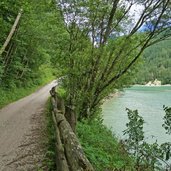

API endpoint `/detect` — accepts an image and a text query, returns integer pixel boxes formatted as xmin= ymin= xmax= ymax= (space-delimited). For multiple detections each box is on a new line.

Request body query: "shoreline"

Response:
xmin=103 ymin=91 xmax=123 ymax=103
xmin=103 ymin=84 xmax=171 ymax=103
xmin=132 ymin=84 xmax=171 ymax=87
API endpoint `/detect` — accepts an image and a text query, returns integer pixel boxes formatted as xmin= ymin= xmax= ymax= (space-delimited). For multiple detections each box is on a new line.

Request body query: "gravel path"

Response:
xmin=0 ymin=80 xmax=57 ymax=171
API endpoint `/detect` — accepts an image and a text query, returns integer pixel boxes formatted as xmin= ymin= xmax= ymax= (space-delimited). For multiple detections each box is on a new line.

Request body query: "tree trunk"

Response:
xmin=65 ymin=106 xmax=77 ymax=133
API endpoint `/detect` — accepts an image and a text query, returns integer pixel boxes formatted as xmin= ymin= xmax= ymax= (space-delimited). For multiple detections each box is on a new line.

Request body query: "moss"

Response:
xmin=56 ymin=86 xmax=67 ymax=99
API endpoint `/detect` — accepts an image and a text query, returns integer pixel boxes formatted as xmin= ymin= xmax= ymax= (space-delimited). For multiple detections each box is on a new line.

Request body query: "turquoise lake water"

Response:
xmin=102 ymin=86 xmax=171 ymax=144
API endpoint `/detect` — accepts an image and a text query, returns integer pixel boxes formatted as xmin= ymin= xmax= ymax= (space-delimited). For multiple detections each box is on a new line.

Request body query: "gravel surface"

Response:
xmin=0 ymin=80 xmax=57 ymax=171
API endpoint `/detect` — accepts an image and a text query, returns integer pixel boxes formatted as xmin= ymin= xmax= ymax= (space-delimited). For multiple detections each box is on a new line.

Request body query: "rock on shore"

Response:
xmin=145 ymin=79 xmax=161 ymax=86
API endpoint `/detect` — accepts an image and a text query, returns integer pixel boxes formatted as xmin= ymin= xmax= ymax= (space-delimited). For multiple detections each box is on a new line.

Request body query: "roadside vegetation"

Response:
xmin=54 ymin=1 xmax=171 ymax=170
xmin=77 ymin=120 xmax=134 ymax=170
xmin=0 ymin=0 xmax=60 ymax=107
xmin=44 ymin=99 xmax=56 ymax=171
xmin=0 ymin=75 xmax=54 ymax=108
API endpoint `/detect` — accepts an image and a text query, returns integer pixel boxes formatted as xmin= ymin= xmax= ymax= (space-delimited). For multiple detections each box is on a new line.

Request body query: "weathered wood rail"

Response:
xmin=50 ymin=87 xmax=94 ymax=171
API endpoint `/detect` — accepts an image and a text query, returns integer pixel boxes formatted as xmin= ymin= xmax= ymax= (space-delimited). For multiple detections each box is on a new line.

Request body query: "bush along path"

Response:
xmin=0 ymin=80 xmax=57 ymax=171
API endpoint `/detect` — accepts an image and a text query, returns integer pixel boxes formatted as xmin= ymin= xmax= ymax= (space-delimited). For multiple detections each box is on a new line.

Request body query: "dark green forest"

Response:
xmin=134 ymin=39 xmax=171 ymax=85
xmin=0 ymin=0 xmax=62 ymax=88
xmin=0 ymin=0 xmax=67 ymax=106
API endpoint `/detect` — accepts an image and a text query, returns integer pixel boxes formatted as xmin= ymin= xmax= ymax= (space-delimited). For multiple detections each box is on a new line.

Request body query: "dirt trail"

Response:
xmin=0 ymin=80 xmax=57 ymax=171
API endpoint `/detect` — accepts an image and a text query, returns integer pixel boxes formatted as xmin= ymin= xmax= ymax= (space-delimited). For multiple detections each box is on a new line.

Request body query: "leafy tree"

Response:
xmin=163 ymin=106 xmax=171 ymax=135
xmin=0 ymin=0 xmax=21 ymax=46
xmin=123 ymin=108 xmax=171 ymax=170
xmin=57 ymin=0 xmax=171 ymax=120
xmin=0 ymin=0 xmax=66 ymax=88
xmin=123 ymin=108 xmax=145 ymax=166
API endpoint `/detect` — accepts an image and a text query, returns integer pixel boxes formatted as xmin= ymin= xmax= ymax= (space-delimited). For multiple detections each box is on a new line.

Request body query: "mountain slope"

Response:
xmin=134 ymin=39 xmax=171 ymax=84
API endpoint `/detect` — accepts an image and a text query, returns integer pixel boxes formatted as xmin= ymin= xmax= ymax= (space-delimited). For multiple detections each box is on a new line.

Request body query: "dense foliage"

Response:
xmin=0 ymin=0 xmax=68 ymax=106
xmin=134 ymin=39 xmax=171 ymax=84
xmin=57 ymin=0 xmax=171 ymax=120
xmin=0 ymin=0 xmax=21 ymax=47
xmin=0 ymin=0 xmax=67 ymax=89
xmin=123 ymin=108 xmax=171 ymax=170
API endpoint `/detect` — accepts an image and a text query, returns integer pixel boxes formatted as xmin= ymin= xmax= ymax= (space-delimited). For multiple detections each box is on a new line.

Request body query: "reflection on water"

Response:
xmin=102 ymin=86 xmax=171 ymax=144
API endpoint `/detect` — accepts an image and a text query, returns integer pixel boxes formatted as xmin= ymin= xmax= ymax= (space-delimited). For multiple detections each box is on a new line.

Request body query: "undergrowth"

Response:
xmin=0 ymin=75 xmax=54 ymax=108
xmin=77 ymin=120 xmax=134 ymax=171
xmin=44 ymin=98 xmax=56 ymax=171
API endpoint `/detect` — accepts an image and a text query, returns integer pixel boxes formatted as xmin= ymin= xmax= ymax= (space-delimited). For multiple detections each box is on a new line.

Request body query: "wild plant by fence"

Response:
xmin=50 ymin=87 xmax=94 ymax=171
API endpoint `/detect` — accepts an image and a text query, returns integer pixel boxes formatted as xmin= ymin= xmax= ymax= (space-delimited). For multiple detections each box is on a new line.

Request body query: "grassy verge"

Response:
xmin=77 ymin=120 xmax=134 ymax=171
xmin=43 ymin=98 xmax=56 ymax=170
xmin=0 ymin=75 xmax=55 ymax=108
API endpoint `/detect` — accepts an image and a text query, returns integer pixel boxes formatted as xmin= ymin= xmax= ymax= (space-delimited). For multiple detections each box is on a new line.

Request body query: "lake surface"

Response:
xmin=102 ymin=86 xmax=171 ymax=144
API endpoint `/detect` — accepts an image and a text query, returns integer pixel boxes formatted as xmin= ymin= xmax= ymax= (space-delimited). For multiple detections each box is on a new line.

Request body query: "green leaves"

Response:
xmin=134 ymin=39 xmax=171 ymax=85
xmin=163 ymin=106 xmax=171 ymax=135
xmin=124 ymin=107 xmax=171 ymax=170
xmin=57 ymin=0 xmax=171 ymax=120
xmin=123 ymin=108 xmax=145 ymax=143
xmin=0 ymin=0 xmax=63 ymax=88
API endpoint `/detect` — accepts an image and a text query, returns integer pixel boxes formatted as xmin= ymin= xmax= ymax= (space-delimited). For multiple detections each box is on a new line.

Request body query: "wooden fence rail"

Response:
xmin=50 ymin=87 xmax=94 ymax=171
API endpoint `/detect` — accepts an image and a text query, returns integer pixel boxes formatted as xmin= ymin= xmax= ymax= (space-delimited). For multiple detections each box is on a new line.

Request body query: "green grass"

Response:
xmin=0 ymin=75 xmax=55 ymax=108
xmin=77 ymin=120 xmax=134 ymax=171
xmin=43 ymin=98 xmax=56 ymax=170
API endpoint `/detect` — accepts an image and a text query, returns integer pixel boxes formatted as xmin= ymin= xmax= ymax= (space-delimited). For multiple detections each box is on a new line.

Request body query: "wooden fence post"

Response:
xmin=55 ymin=114 xmax=94 ymax=171
xmin=50 ymin=87 xmax=94 ymax=171
xmin=52 ymin=111 xmax=69 ymax=171
xmin=65 ymin=106 xmax=77 ymax=133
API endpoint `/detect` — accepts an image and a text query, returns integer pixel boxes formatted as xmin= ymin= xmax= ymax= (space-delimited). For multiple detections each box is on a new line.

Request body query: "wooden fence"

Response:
xmin=50 ymin=87 xmax=94 ymax=171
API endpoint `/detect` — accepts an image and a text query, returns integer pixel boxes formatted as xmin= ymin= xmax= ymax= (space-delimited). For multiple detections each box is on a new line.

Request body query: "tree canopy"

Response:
xmin=0 ymin=0 xmax=66 ymax=88
xmin=57 ymin=0 xmax=171 ymax=119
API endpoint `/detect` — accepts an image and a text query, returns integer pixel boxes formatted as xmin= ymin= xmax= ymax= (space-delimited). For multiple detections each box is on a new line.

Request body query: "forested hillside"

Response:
xmin=0 ymin=0 xmax=62 ymax=87
xmin=0 ymin=0 xmax=67 ymax=106
xmin=134 ymin=39 xmax=171 ymax=84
